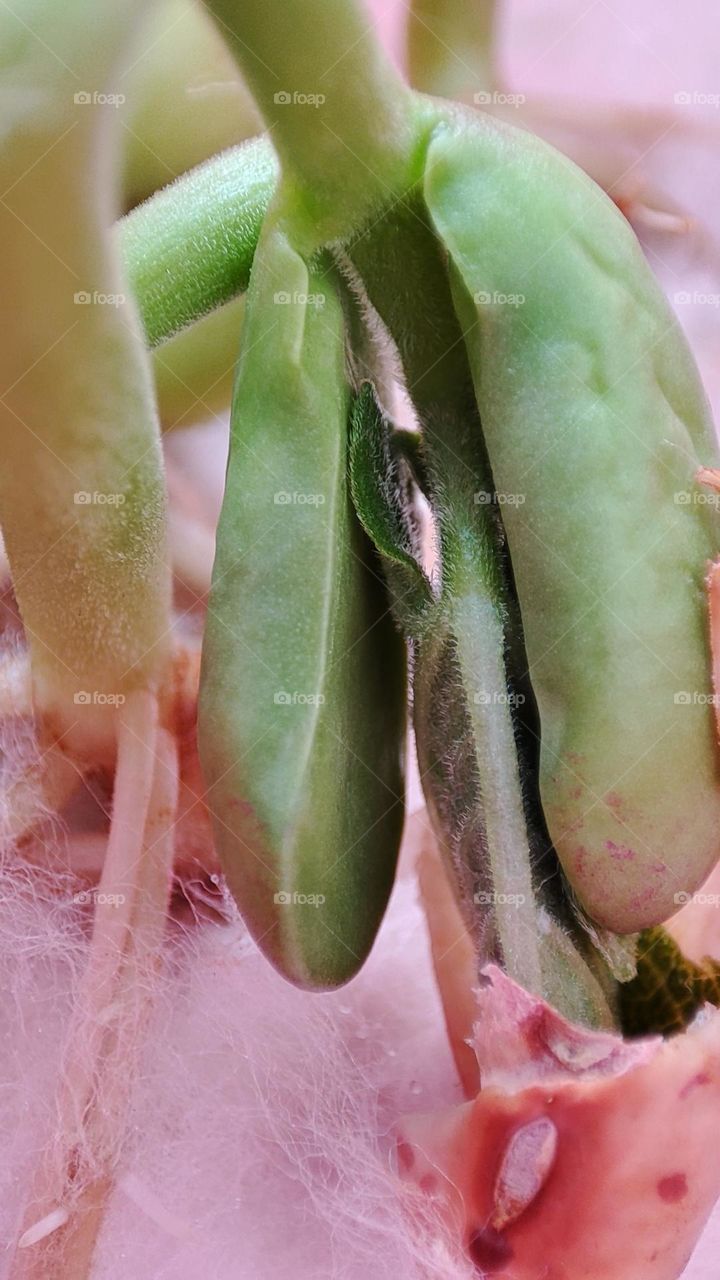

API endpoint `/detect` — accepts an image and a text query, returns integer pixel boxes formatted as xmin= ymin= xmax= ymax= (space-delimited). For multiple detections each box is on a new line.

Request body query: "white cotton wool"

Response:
xmin=0 ymin=834 xmax=472 ymax=1280
xmin=1 ymin=694 xmax=718 ymax=1279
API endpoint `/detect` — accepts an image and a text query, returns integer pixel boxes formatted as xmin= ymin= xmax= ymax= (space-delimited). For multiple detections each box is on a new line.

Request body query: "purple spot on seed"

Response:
xmin=658 ymin=1173 xmax=688 ymax=1203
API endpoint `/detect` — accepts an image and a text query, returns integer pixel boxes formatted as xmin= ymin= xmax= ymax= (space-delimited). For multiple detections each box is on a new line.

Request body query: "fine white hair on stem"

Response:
xmin=11 ymin=693 xmax=179 ymax=1280
xmin=0 ymin=649 xmax=31 ymax=719
xmin=0 ymin=0 xmax=172 ymax=759
xmin=1 ymin=750 xmax=84 ymax=850
xmin=0 ymin=698 xmax=85 ymax=851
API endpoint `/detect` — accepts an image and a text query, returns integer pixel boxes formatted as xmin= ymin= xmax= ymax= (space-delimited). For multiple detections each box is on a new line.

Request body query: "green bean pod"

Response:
xmin=198 ymin=217 xmax=406 ymax=988
xmin=423 ymin=107 xmax=720 ymax=933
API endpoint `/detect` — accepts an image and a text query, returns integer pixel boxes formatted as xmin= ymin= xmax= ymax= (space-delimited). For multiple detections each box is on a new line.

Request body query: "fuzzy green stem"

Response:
xmin=201 ymin=0 xmax=419 ymax=242
xmin=0 ymin=0 xmax=171 ymax=744
xmin=119 ymin=140 xmax=276 ymax=346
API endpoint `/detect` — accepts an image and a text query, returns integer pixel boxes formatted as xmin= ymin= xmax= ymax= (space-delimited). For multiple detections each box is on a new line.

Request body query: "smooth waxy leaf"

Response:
xmin=424 ymin=108 xmax=720 ymax=934
xmin=199 ymin=222 xmax=406 ymax=989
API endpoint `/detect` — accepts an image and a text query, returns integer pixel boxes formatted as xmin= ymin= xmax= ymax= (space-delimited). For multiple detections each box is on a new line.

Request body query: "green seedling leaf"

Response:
xmin=199 ymin=218 xmax=406 ymax=989
xmin=424 ymin=110 xmax=720 ymax=935
xmin=348 ymin=384 xmax=432 ymax=630
xmin=349 ymin=206 xmax=614 ymax=1026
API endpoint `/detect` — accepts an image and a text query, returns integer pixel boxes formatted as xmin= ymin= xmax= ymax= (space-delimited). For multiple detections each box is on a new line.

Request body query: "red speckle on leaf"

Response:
xmin=629 ymin=886 xmax=657 ymax=912
xmin=658 ymin=1173 xmax=688 ymax=1203
xmin=605 ymin=840 xmax=635 ymax=861
xmin=468 ymin=1226 xmax=514 ymax=1272
xmin=419 ymin=1174 xmax=437 ymax=1194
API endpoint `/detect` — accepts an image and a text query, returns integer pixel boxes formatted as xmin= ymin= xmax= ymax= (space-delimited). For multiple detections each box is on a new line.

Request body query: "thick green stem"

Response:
xmin=0 ymin=0 xmax=170 ymax=748
xmin=201 ymin=0 xmax=419 ymax=243
xmin=119 ymin=140 xmax=276 ymax=346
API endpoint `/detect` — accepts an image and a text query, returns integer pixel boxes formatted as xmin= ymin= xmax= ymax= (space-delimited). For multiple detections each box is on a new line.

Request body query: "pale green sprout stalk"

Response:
xmin=0 ymin=2 xmax=179 ymax=1275
xmin=0 ymin=0 xmax=170 ymax=759
xmin=204 ymin=0 xmax=420 ymax=246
